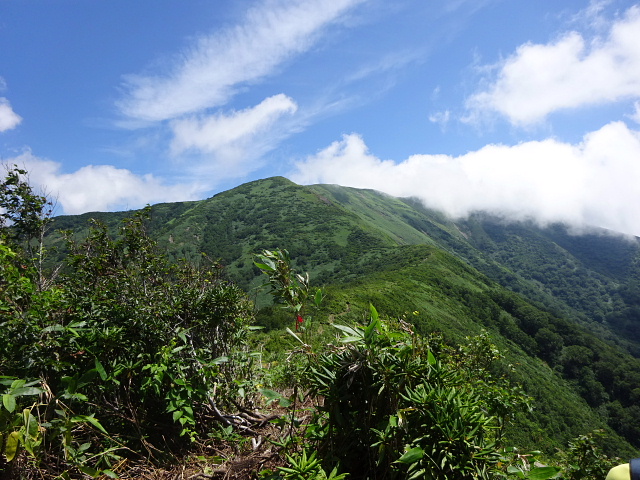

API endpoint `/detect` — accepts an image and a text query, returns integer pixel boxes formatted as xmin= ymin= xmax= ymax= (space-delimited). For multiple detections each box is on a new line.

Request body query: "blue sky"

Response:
xmin=2 ymin=0 xmax=640 ymax=236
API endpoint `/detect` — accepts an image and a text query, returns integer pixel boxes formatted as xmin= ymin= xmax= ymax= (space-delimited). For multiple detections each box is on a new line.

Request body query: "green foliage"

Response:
xmin=1 ymin=180 xmax=256 ymax=476
xmin=275 ymin=449 xmax=349 ymax=480
xmin=255 ymin=248 xmax=310 ymax=314
xmin=303 ymin=309 xmax=529 ymax=479
xmin=555 ymin=431 xmax=620 ymax=480
xmin=0 ymin=165 xmax=53 ymax=246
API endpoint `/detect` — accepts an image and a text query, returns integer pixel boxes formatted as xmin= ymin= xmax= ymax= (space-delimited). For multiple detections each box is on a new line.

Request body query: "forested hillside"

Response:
xmin=6 ymin=171 xmax=638 ymax=478
xmin=51 ymin=176 xmax=640 ymax=354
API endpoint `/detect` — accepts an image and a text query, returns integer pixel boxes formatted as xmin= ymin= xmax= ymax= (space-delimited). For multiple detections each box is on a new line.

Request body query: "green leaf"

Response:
xmin=95 ymin=358 xmax=107 ymax=381
xmin=314 ymin=288 xmax=324 ymax=307
xmin=9 ymin=379 xmax=25 ymax=390
xmin=2 ymin=393 xmax=16 ymax=413
xmin=78 ymin=465 xmax=100 ymax=476
xmin=507 ymin=466 xmax=525 ymax=478
xmin=340 ymin=336 xmax=364 ymax=343
xmin=254 ymin=259 xmax=276 ymax=272
xmin=396 ymin=447 xmax=424 ymax=464
xmin=364 ymin=305 xmax=380 ymax=344
xmin=5 ymin=431 xmax=21 ymax=462
xmin=71 ymin=414 xmax=108 ymax=434
xmin=260 ymin=388 xmax=292 ymax=407
xmin=334 ymin=324 xmax=362 ymax=338
xmin=527 ymin=467 xmax=562 ymax=480
xmin=427 ymin=349 xmax=437 ymax=366
xmin=369 ymin=303 xmax=379 ymax=322
xmin=285 ymin=327 xmax=306 ymax=345
xmin=12 ymin=386 xmax=42 ymax=396
xmin=212 ymin=356 xmax=229 ymax=365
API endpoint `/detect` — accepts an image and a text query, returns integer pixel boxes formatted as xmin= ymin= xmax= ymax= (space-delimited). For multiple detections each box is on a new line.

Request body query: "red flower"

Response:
xmin=295 ymin=315 xmax=304 ymax=331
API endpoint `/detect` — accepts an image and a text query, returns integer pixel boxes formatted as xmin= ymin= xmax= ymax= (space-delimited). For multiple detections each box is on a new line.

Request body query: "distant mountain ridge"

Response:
xmin=50 ymin=176 xmax=640 ymax=353
xmin=48 ymin=176 xmax=640 ymax=453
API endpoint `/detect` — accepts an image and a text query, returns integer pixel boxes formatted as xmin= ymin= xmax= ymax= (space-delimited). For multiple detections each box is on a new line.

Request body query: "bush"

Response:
xmin=1 ymin=184 xmax=255 ymax=476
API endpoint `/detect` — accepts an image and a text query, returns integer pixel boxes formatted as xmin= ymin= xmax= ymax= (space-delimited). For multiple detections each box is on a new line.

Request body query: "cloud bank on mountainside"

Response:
xmin=291 ymin=121 xmax=640 ymax=237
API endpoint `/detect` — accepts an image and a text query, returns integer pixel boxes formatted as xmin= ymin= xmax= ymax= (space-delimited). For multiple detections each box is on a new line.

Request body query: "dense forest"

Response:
xmin=2 ymin=168 xmax=639 ymax=479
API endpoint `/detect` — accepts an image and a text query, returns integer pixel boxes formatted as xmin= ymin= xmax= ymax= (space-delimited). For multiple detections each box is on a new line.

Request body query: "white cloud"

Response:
xmin=170 ymin=94 xmax=297 ymax=164
xmin=465 ymin=5 xmax=640 ymax=126
xmin=118 ymin=0 xmax=364 ymax=123
xmin=429 ymin=110 xmax=450 ymax=128
xmin=6 ymin=152 xmax=205 ymax=215
xmin=291 ymin=121 xmax=640 ymax=236
xmin=630 ymin=101 xmax=640 ymax=124
xmin=0 ymin=98 xmax=22 ymax=132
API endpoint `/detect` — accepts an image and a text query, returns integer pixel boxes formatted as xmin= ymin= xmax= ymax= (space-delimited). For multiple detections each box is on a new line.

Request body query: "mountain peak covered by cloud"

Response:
xmin=1 ymin=1 xmax=639 ymax=236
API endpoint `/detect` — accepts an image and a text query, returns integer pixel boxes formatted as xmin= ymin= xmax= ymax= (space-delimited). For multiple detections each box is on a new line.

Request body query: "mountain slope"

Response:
xmin=47 ymin=177 xmax=640 ymax=453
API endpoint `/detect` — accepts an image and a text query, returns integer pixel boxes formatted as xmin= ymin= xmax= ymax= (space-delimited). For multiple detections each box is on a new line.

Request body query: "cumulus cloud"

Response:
xmin=0 ymin=98 xmax=22 ymax=132
xmin=6 ymin=152 xmax=205 ymax=215
xmin=118 ymin=0 xmax=364 ymax=123
xmin=291 ymin=122 xmax=640 ymax=236
xmin=170 ymin=94 xmax=297 ymax=169
xmin=465 ymin=5 xmax=640 ymax=126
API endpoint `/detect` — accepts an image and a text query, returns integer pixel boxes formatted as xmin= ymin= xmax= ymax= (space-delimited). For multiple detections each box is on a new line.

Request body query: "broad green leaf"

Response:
xmin=2 ymin=393 xmax=16 ymax=413
xmin=340 ymin=336 xmax=364 ymax=343
xmin=260 ymin=388 xmax=292 ymax=407
xmin=285 ymin=327 xmax=306 ymax=345
xmin=364 ymin=305 xmax=380 ymax=344
xmin=334 ymin=324 xmax=362 ymax=337
xmin=78 ymin=465 xmax=99 ymax=476
xmin=527 ymin=467 xmax=562 ymax=480
xmin=12 ymin=386 xmax=42 ymax=396
xmin=254 ymin=259 xmax=276 ymax=272
xmin=314 ymin=288 xmax=324 ymax=307
xmin=10 ymin=379 xmax=25 ymax=390
xmin=369 ymin=303 xmax=379 ymax=322
xmin=427 ymin=349 xmax=437 ymax=366
xmin=95 ymin=358 xmax=107 ymax=381
xmin=212 ymin=356 xmax=229 ymax=365
xmin=71 ymin=414 xmax=108 ymax=434
xmin=5 ymin=431 xmax=21 ymax=462
xmin=507 ymin=466 xmax=525 ymax=478
xmin=396 ymin=447 xmax=424 ymax=464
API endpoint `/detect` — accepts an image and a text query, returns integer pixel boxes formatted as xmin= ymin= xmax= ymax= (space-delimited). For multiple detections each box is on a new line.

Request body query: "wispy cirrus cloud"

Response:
xmin=118 ymin=0 xmax=365 ymax=124
xmin=170 ymin=94 xmax=297 ymax=170
xmin=291 ymin=121 xmax=640 ymax=236
xmin=464 ymin=5 xmax=640 ymax=126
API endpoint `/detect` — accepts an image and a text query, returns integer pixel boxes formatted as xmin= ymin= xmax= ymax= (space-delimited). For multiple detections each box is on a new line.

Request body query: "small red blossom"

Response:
xmin=295 ymin=315 xmax=304 ymax=331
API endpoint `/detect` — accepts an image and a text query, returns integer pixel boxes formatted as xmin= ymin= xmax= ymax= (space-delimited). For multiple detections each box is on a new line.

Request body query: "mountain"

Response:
xmin=48 ymin=176 xmax=640 ymax=454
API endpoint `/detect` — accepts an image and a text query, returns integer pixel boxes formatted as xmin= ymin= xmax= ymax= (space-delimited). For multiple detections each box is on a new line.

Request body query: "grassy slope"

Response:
xmin=274 ymin=244 xmax=634 ymax=454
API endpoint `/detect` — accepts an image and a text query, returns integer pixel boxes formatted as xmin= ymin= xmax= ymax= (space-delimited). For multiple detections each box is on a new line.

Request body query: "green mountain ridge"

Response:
xmin=48 ymin=176 xmax=640 ymax=455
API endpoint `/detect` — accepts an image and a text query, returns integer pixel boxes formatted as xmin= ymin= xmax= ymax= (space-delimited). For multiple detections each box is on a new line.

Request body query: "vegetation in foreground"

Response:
xmin=0 ymin=167 xmax=630 ymax=478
